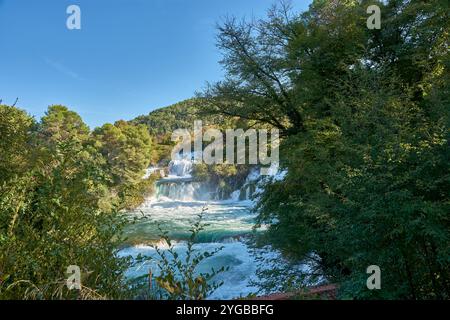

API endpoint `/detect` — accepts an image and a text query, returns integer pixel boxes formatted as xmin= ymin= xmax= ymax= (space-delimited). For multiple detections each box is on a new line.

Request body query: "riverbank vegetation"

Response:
xmin=0 ymin=105 xmax=152 ymax=298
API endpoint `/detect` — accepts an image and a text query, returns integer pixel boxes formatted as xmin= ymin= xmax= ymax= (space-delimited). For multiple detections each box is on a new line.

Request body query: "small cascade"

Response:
xmin=230 ymin=190 xmax=241 ymax=201
xmin=168 ymin=159 xmax=193 ymax=177
xmin=240 ymin=184 xmax=257 ymax=201
xmin=233 ymin=167 xmax=260 ymax=201
xmin=156 ymin=181 xmax=212 ymax=201
xmin=142 ymin=166 xmax=164 ymax=179
xmin=154 ymin=152 xmax=214 ymax=201
xmin=228 ymin=164 xmax=287 ymax=202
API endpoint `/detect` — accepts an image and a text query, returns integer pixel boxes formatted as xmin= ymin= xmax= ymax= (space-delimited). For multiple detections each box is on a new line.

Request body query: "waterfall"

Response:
xmin=148 ymin=155 xmax=289 ymax=203
xmin=156 ymin=181 xmax=211 ymax=201
xmin=231 ymin=167 xmax=260 ymax=201
xmin=142 ymin=166 xmax=163 ymax=179
xmin=154 ymin=154 xmax=214 ymax=201
xmin=127 ymin=158 xmax=293 ymax=300
xmin=168 ymin=159 xmax=193 ymax=177
xmin=228 ymin=165 xmax=287 ymax=201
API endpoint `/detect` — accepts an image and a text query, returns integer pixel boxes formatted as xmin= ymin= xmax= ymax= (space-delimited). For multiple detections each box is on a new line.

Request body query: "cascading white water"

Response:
xmin=229 ymin=164 xmax=288 ymax=201
xmin=154 ymin=155 xmax=214 ymax=201
xmin=168 ymin=158 xmax=193 ymax=178
xmin=156 ymin=181 xmax=212 ymax=201
xmin=122 ymin=161 xmax=295 ymax=299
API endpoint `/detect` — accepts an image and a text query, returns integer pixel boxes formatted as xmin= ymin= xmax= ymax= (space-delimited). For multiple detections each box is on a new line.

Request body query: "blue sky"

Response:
xmin=0 ymin=0 xmax=311 ymax=128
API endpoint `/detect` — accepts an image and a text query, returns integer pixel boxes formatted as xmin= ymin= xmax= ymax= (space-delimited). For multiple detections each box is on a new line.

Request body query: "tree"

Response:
xmin=39 ymin=105 xmax=89 ymax=145
xmin=0 ymin=105 xmax=142 ymax=299
xmin=202 ymin=1 xmax=368 ymax=136
xmin=207 ymin=0 xmax=450 ymax=299
xmin=0 ymin=105 xmax=35 ymax=181
xmin=202 ymin=5 xmax=302 ymax=135
xmin=92 ymin=120 xmax=153 ymax=209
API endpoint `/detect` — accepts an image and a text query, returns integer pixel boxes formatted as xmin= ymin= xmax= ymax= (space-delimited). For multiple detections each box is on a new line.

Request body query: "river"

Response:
xmin=119 ymin=160 xmax=274 ymax=299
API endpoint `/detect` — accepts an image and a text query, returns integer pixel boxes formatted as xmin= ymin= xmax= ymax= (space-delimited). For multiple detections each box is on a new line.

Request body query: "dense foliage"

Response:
xmin=92 ymin=120 xmax=154 ymax=209
xmin=204 ymin=0 xmax=450 ymax=299
xmin=0 ymin=105 xmax=152 ymax=299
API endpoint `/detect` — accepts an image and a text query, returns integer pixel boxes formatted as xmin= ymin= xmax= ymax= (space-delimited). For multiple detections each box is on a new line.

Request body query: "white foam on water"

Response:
xmin=130 ymin=197 xmax=255 ymax=230
xmin=119 ymin=240 xmax=279 ymax=300
xmin=124 ymin=162 xmax=294 ymax=299
xmin=167 ymin=151 xmax=196 ymax=178
xmin=230 ymin=190 xmax=240 ymax=201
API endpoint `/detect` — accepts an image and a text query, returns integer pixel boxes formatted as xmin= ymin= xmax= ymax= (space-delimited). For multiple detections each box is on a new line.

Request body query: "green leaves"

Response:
xmin=210 ymin=0 xmax=450 ymax=299
xmin=92 ymin=120 xmax=153 ymax=209
xmin=0 ymin=104 xmax=156 ymax=299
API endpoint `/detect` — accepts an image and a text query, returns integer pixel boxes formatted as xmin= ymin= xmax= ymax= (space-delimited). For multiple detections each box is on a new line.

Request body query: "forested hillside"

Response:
xmin=131 ymin=98 xmax=257 ymax=193
xmin=131 ymin=98 xmax=205 ymax=138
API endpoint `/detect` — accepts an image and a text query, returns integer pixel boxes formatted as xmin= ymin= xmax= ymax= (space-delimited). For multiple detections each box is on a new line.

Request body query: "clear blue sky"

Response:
xmin=0 ymin=0 xmax=311 ymax=128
